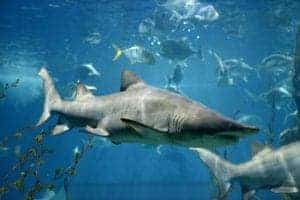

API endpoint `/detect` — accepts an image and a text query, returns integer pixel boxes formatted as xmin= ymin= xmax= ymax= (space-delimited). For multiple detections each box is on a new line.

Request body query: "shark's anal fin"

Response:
xmin=85 ymin=125 xmax=110 ymax=136
xmin=52 ymin=124 xmax=70 ymax=135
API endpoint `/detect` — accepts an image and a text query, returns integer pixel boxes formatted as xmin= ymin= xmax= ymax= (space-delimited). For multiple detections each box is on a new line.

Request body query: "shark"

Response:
xmin=191 ymin=142 xmax=300 ymax=199
xmin=36 ymin=67 xmax=258 ymax=148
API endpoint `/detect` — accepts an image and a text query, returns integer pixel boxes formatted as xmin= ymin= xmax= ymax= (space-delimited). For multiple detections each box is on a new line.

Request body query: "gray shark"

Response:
xmin=37 ymin=67 xmax=258 ymax=148
xmin=191 ymin=142 xmax=300 ymax=199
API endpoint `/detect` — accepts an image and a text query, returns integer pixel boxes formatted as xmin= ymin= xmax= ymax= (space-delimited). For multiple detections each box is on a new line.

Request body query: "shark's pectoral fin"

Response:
xmin=52 ymin=124 xmax=70 ymax=135
xmin=85 ymin=125 xmax=110 ymax=136
xmin=271 ymin=175 xmax=298 ymax=193
xmin=121 ymin=118 xmax=170 ymax=143
xmin=271 ymin=186 xmax=298 ymax=193
xmin=121 ymin=118 xmax=167 ymax=134
xmin=271 ymin=178 xmax=298 ymax=194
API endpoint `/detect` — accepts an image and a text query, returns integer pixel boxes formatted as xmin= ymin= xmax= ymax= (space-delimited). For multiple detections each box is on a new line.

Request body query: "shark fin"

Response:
xmin=85 ymin=125 xmax=110 ymax=136
xmin=75 ymin=83 xmax=93 ymax=100
xmin=251 ymin=141 xmax=272 ymax=159
xmin=121 ymin=118 xmax=167 ymax=134
xmin=120 ymin=70 xmax=145 ymax=91
xmin=52 ymin=124 xmax=70 ymax=135
xmin=190 ymin=147 xmax=236 ymax=199
xmin=271 ymin=176 xmax=298 ymax=193
xmin=271 ymin=186 xmax=298 ymax=193
xmin=112 ymin=44 xmax=123 ymax=61
xmin=37 ymin=67 xmax=62 ymax=126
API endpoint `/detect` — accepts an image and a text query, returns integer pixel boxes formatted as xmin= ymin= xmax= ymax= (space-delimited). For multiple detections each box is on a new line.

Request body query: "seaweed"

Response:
xmin=0 ymin=123 xmax=95 ymax=200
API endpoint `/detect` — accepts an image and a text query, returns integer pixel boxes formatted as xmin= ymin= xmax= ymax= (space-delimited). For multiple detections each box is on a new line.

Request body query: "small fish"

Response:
xmin=34 ymin=134 xmax=44 ymax=144
xmin=0 ymin=186 xmax=9 ymax=196
xmin=279 ymin=127 xmax=299 ymax=145
xmin=73 ymin=146 xmax=82 ymax=163
xmin=12 ymin=177 xmax=25 ymax=192
xmin=14 ymin=145 xmax=21 ymax=157
xmin=11 ymin=78 xmax=20 ymax=87
xmin=161 ymin=0 xmax=219 ymax=23
xmin=67 ymin=166 xmax=76 ymax=176
xmin=34 ymin=189 xmax=55 ymax=200
xmin=260 ymin=53 xmax=293 ymax=77
xmin=48 ymin=3 xmax=60 ymax=8
xmin=138 ymin=18 xmax=155 ymax=34
xmin=210 ymin=50 xmax=257 ymax=86
xmin=260 ymin=84 xmax=293 ymax=105
xmin=160 ymin=38 xmax=202 ymax=61
xmin=81 ymin=63 xmax=101 ymax=77
xmin=20 ymin=171 xmax=27 ymax=178
xmin=53 ymin=168 xmax=63 ymax=179
xmin=261 ymin=53 xmax=293 ymax=67
xmin=84 ymin=32 xmax=101 ymax=45
xmin=14 ymin=131 xmax=22 ymax=139
xmin=0 ymin=145 xmax=9 ymax=153
xmin=165 ymin=64 xmax=185 ymax=93
xmin=84 ymin=84 xmax=97 ymax=91
xmin=112 ymin=44 xmax=156 ymax=65
xmin=284 ymin=110 xmax=298 ymax=125
xmin=28 ymin=148 xmax=37 ymax=157
xmin=42 ymin=147 xmax=54 ymax=154
xmin=236 ymin=114 xmax=263 ymax=126
xmin=34 ymin=187 xmax=67 ymax=200
xmin=194 ymin=4 xmax=219 ymax=22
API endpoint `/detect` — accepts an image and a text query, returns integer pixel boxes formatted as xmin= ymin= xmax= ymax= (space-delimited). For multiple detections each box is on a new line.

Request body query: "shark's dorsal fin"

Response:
xmin=120 ymin=70 xmax=145 ymax=91
xmin=251 ymin=141 xmax=272 ymax=159
xmin=75 ymin=82 xmax=93 ymax=100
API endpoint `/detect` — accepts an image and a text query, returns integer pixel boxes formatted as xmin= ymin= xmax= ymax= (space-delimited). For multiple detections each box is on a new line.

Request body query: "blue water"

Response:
xmin=1 ymin=0 xmax=299 ymax=199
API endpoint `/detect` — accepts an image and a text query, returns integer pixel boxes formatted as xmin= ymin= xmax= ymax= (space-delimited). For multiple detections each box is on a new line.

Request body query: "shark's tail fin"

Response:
xmin=36 ymin=67 xmax=62 ymax=126
xmin=112 ymin=44 xmax=123 ymax=61
xmin=191 ymin=147 xmax=237 ymax=198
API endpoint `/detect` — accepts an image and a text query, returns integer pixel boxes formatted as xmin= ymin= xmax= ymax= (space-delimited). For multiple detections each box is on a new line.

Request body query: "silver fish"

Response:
xmin=112 ymin=45 xmax=155 ymax=65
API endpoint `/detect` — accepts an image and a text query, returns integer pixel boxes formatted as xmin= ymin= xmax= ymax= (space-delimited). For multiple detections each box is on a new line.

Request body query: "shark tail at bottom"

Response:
xmin=190 ymin=147 xmax=237 ymax=199
xmin=36 ymin=67 xmax=62 ymax=126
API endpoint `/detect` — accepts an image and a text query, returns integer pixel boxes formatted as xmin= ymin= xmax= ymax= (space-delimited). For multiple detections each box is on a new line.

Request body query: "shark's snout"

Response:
xmin=184 ymin=110 xmax=259 ymax=136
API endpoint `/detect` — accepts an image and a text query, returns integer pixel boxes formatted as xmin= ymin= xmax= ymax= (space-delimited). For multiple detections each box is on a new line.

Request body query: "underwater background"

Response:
xmin=1 ymin=0 xmax=300 ymax=199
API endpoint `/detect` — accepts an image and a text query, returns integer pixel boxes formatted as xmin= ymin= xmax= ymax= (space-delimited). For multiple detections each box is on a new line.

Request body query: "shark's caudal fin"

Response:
xmin=190 ymin=147 xmax=237 ymax=198
xmin=112 ymin=44 xmax=123 ymax=61
xmin=36 ymin=67 xmax=62 ymax=126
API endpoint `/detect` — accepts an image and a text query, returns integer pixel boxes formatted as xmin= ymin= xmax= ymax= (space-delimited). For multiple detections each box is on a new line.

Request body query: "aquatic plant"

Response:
xmin=0 ymin=124 xmax=95 ymax=200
